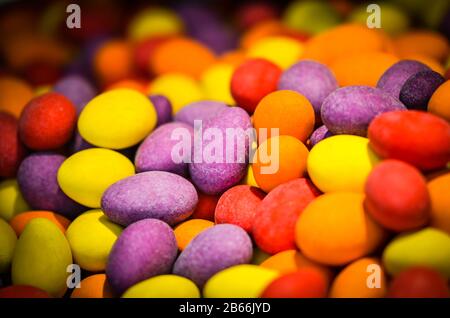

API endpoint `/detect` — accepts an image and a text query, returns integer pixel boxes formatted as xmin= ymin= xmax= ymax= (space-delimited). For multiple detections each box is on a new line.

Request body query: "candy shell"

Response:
xmin=399 ymin=70 xmax=445 ymax=110
xmin=247 ymin=36 xmax=303 ymax=69
xmin=309 ymin=125 xmax=332 ymax=147
xmin=174 ymin=100 xmax=228 ymax=126
xmin=0 ymin=219 xmax=16 ymax=273
xmin=201 ymin=63 xmax=235 ymax=105
xmin=122 ymin=275 xmax=200 ymax=298
xmin=9 ymin=211 xmax=70 ymax=235
xmin=0 ymin=285 xmax=51 ymax=298
xmin=0 ymin=112 xmax=26 ymax=178
xmin=174 ymin=219 xmax=214 ymax=251
xmin=0 ymin=179 xmax=30 ymax=221
xmin=0 ymin=76 xmax=34 ymax=118
xmin=53 ymin=75 xmax=96 ymax=114
xmin=93 ymin=40 xmax=134 ymax=85
xmin=191 ymin=192 xmax=219 ymax=221
xmin=428 ymin=80 xmax=450 ymax=121
xmin=428 ymin=173 xmax=450 ymax=233
xmin=150 ymin=94 xmax=173 ymax=126
xmin=70 ymin=274 xmax=113 ymax=298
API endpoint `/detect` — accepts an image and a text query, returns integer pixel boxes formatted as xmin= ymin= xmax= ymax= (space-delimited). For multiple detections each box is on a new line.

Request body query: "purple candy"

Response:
xmin=174 ymin=101 xmax=228 ymax=126
xmin=106 ymin=219 xmax=178 ymax=295
xmin=321 ymin=86 xmax=406 ymax=136
xmin=53 ymin=75 xmax=96 ymax=114
xmin=70 ymin=129 xmax=94 ymax=154
xmin=399 ymin=70 xmax=445 ymax=110
xmin=135 ymin=122 xmax=194 ymax=176
xmin=173 ymin=224 xmax=253 ymax=287
xmin=102 ymin=171 xmax=198 ymax=226
xmin=189 ymin=107 xmax=253 ymax=195
xmin=17 ymin=153 xmax=86 ymax=219
xmin=278 ymin=60 xmax=338 ymax=119
xmin=377 ymin=60 xmax=430 ymax=99
xmin=149 ymin=95 xmax=172 ymax=126
xmin=309 ymin=125 xmax=333 ymax=147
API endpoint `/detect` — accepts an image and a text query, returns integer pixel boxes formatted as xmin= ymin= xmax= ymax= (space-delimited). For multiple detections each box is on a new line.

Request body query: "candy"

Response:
xmin=382 ymin=227 xmax=450 ymax=278
xmin=174 ymin=219 xmax=214 ymax=250
xmin=399 ymin=70 xmax=445 ymax=110
xmin=150 ymin=94 xmax=173 ymax=126
xmin=0 ymin=219 xmax=16 ymax=273
xmin=295 ymin=192 xmax=385 ymax=265
xmin=78 ymin=89 xmax=157 ymax=149
xmin=0 ymin=112 xmax=26 ymax=177
xmin=428 ymin=80 xmax=450 ymax=121
xmin=329 ymin=258 xmax=386 ymax=298
xmin=106 ymin=219 xmax=178 ymax=295
xmin=230 ymin=58 xmax=282 ymax=113
xmin=191 ymin=192 xmax=219 ymax=221
xmin=70 ymin=274 xmax=113 ymax=298
xmin=127 ymin=8 xmax=183 ymax=41
xmin=0 ymin=76 xmax=33 ymax=118
xmin=93 ymin=40 xmax=134 ymax=85
xmin=0 ymin=179 xmax=29 ymax=221
xmin=277 ymin=60 xmax=338 ymax=119
xmin=252 ymin=136 xmax=309 ymax=193
xmin=215 ymin=185 xmax=264 ymax=233
xmin=19 ymin=92 xmax=76 ymax=150
xmin=203 ymin=264 xmax=278 ymax=298
xmin=12 ymin=218 xmax=72 ymax=297
xmin=321 ymin=86 xmax=406 ymax=136
xmin=201 ymin=63 xmax=236 ymax=105
xmin=395 ymin=31 xmax=449 ymax=62
xmin=173 ymin=224 xmax=253 ymax=287
xmin=242 ymin=164 xmax=260 ymax=188
xmin=122 ymin=275 xmax=200 ymax=298
xmin=52 ymin=75 xmax=96 ymax=114
xmin=102 ymin=171 xmax=197 ymax=226
xmin=428 ymin=173 xmax=450 ymax=233
xmin=66 ymin=210 xmax=123 ymax=271
xmin=368 ymin=110 xmax=450 ymax=171
xmin=57 ymin=148 xmax=135 ymax=208
xmin=0 ymin=285 xmax=51 ymax=298
xmin=9 ymin=211 xmax=70 ymax=235
xmin=253 ymin=90 xmax=315 ymax=143
xmin=309 ymin=125 xmax=332 ymax=147
xmin=307 ymin=135 xmax=380 ymax=192
xmin=18 ymin=153 xmax=86 ymax=219
xmin=364 ymin=160 xmax=430 ymax=232
xmin=247 ymin=36 xmax=303 ymax=69
xmin=135 ymin=122 xmax=194 ymax=176
xmin=174 ymin=100 xmax=228 ymax=126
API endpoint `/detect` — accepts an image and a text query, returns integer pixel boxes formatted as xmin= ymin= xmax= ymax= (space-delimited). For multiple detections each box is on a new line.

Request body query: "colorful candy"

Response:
xmin=70 ymin=274 xmax=113 ymax=298
xmin=9 ymin=211 xmax=70 ymax=235
xmin=399 ymin=70 xmax=445 ymax=110
xmin=0 ymin=219 xmax=16 ymax=273
xmin=122 ymin=275 xmax=200 ymax=298
xmin=428 ymin=80 xmax=450 ymax=121
xmin=0 ymin=179 xmax=29 ymax=221
xmin=0 ymin=112 xmax=26 ymax=178
xmin=174 ymin=219 xmax=214 ymax=251
xmin=428 ymin=173 xmax=450 ymax=233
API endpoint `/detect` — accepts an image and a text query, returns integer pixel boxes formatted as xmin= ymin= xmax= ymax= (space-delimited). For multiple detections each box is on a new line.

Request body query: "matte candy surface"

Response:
xmin=0 ymin=112 xmax=26 ymax=178
xmin=70 ymin=274 xmax=113 ymax=298
xmin=9 ymin=211 xmax=70 ymax=235
xmin=0 ymin=219 xmax=16 ymax=273
xmin=428 ymin=80 xmax=450 ymax=120
xmin=174 ymin=219 xmax=214 ymax=251
xmin=428 ymin=173 xmax=450 ymax=233
xmin=122 ymin=275 xmax=200 ymax=298
xmin=0 ymin=179 xmax=30 ymax=221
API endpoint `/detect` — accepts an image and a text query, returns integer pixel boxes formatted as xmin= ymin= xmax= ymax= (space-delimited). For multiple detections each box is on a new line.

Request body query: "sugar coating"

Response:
xmin=173 ymin=224 xmax=253 ymax=287
xmin=17 ymin=153 xmax=86 ymax=219
xmin=70 ymin=130 xmax=94 ymax=154
xmin=189 ymin=106 xmax=252 ymax=194
xmin=150 ymin=94 xmax=173 ymax=126
xmin=399 ymin=70 xmax=445 ymax=110
xmin=309 ymin=125 xmax=333 ymax=147
xmin=135 ymin=122 xmax=193 ymax=176
xmin=102 ymin=171 xmax=198 ymax=226
xmin=106 ymin=219 xmax=178 ymax=295
xmin=321 ymin=86 xmax=406 ymax=136
xmin=53 ymin=75 xmax=96 ymax=114
xmin=377 ymin=60 xmax=430 ymax=98
xmin=174 ymin=101 xmax=228 ymax=126
xmin=278 ymin=60 xmax=338 ymax=117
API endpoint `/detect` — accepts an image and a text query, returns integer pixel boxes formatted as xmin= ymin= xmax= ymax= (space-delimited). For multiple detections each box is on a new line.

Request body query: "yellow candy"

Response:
xmin=247 ymin=36 xmax=304 ymax=69
xmin=57 ymin=148 xmax=135 ymax=208
xmin=201 ymin=63 xmax=236 ymax=105
xmin=383 ymin=227 xmax=450 ymax=278
xmin=0 ymin=179 xmax=30 ymax=221
xmin=78 ymin=89 xmax=156 ymax=149
xmin=149 ymin=73 xmax=204 ymax=113
xmin=12 ymin=218 xmax=72 ymax=297
xmin=307 ymin=135 xmax=380 ymax=193
xmin=0 ymin=219 xmax=16 ymax=273
xmin=122 ymin=275 xmax=200 ymax=298
xmin=242 ymin=164 xmax=260 ymax=188
xmin=66 ymin=210 xmax=123 ymax=271
xmin=203 ymin=264 xmax=279 ymax=298
xmin=127 ymin=8 xmax=183 ymax=41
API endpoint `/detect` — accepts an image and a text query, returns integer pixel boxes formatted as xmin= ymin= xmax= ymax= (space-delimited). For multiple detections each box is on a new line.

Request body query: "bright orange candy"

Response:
xmin=427 ymin=173 xmax=450 ymax=234
xmin=0 ymin=76 xmax=34 ymax=118
xmin=253 ymin=90 xmax=315 ymax=143
xmin=151 ymin=37 xmax=216 ymax=79
xmin=9 ymin=211 xmax=71 ymax=235
xmin=252 ymin=135 xmax=309 ymax=193
xmin=395 ymin=31 xmax=450 ymax=62
xmin=330 ymin=258 xmax=387 ymax=298
xmin=218 ymin=50 xmax=247 ymax=67
xmin=331 ymin=52 xmax=399 ymax=87
xmin=94 ymin=40 xmax=134 ymax=85
xmin=174 ymin=219 xmax=215 ymax=250
xmin=106 ymin=79 xmax=148 ymax=94
xmin=429 ymin=80 xmax=450 ymax=121
xmin=70 ymin=274 xmax=113 ymax=298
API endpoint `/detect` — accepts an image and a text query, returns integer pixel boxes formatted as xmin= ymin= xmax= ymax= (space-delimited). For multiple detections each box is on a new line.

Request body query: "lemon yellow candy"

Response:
xmin=0 ymin=179 xmax=30 ymax=221
xmin=0 ymin=219 xmax=16 ymax=273
xmin=247 ymin=36 xmax=304 ymax=69
xmin=383 ymin=227 xmax=450 ymax=278
xmin=57 ymin=148 xmax=135 ymax=208
xmin=66 ymin=210 xmax=123 ymax=271
xmin=242 ymin=164 xmax=260 ymax=188
xmin=78 ymin=89 xmax=156 ymax=149
xmin=127 ymin=8 xmax=183 ymax=41
xmin=307 ymin=135 xmax=380 ymax=193
xmin=122 ymin=275 xmax=200 ymax=298
xmin=203 ymin=264 xmax=279 ymax=298
xmin=12 ymin=218 xmax=72 ymax=297
xmin=149 ymin=73 xmax=204 ymax=114
xmin=201 ymin=63 xmax=236 ymax=105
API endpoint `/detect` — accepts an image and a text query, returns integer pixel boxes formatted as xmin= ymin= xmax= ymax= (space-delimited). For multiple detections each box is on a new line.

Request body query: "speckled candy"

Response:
xmin=399 ymin=70 xmax=445 ymax=110
xmin=173 ymin=224 xmax=253 ymax=287
xmin=53 ymin=75 xmax=96 ymax=114
xmin=309 ymin=125 xmax=332 ymax=147
xmin=149 ymin=94 xmax=172 ymax=126
xmin=0 ymin=112 xmax=26 ymax=178
xmin=106 ymin=219 xmax=178 ymax=295
xmin=321 ymin=86 xmax=406 ymax=136
xmin=102 ymin=171 xmax=198 ymax=226
xmin=174 ymin=101 xmax=228 ymax=126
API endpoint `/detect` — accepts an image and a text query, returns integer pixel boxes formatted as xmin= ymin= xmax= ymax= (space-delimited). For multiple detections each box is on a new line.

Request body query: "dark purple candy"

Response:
xmin=399 ymin=70 xmax=445 ymax=110
xmin=149 ymin=95 xmax=172 ymax=126
xmin=53 ymin=75 xmax=96 ymax=114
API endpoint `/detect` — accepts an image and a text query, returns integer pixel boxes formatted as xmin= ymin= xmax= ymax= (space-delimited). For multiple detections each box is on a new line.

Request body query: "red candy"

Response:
xmin=253 ymin=178 xmax=320 ymax=254
xmin=19 ymin=92 xmax=77 ymax=150
xmin=191 ymin=192 xmax=220 ymax=221
xmin=364 ymin=160 xmax=430 ymax=232
xmin=368 ymin=110 xmax=450 ymax=171
xmin=261 ymin=267 xmax=328 ymax=298
xmin=230 ymin=58 xmax=282 ymax=113
xmin=0 ymin=285 xmax=51 ymax=298
xmin=215 ymin=185 xmax=265 ymax=233
xmin=0 ymin=112 xmax=26 ymax=177
xmin=388 ymin=267 xmax=450 ymax=298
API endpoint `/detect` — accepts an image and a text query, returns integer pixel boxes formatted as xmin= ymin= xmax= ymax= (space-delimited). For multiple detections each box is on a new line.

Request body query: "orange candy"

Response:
xmin=252 ymin=135 xmax=309 ymax=193
xmin=253 ymin=90 xmax=315 ymax=143
xmin=106 ymin=79 xmax=148 ymax=94
xmin=427 ymin=173 xmax=450 ymax=234
xmin=94 ymin=40 xmax=135 ymax=85
xmin=70 ymin=274 xmax=113 ymax=298
xmin=218 ymin=50 xmax=247 ymax=67
xmin=0 ymin=76 xmax=34 ymax=118
xmin=330 ymin=258 xmax=387 ymax=298
xmin=174 ymin=219 xmax=215 ymax=251
xmin=9 ymin=211 xmax=71 ymax=235
xmin=428 ymin=80 xmax=450 ymax=121
xmin=151 ymin=37 xmax=216 ymax=79
xmin=395 ymin=31 xmax=450 ymax=62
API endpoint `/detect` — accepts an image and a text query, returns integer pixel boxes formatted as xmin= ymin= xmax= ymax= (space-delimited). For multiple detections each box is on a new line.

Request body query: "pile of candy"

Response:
xmin=0 ymin=0 xmax=449 ymax=298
